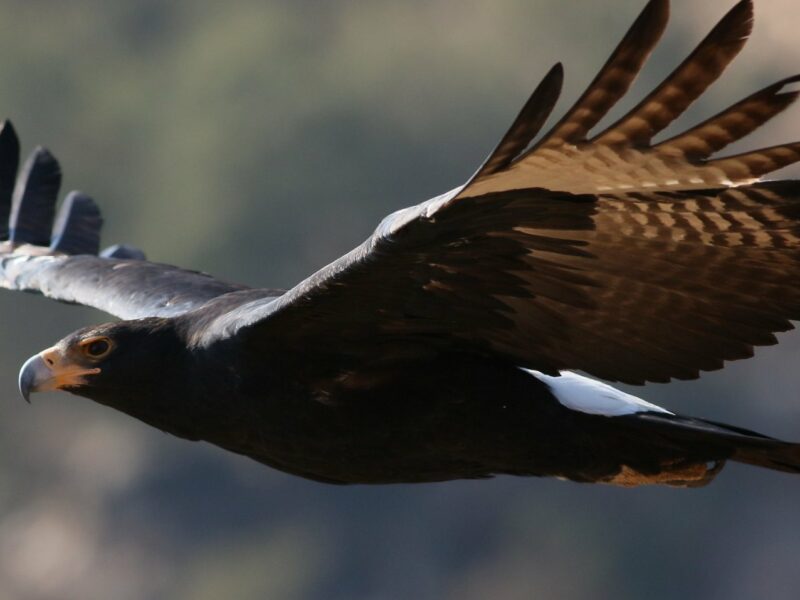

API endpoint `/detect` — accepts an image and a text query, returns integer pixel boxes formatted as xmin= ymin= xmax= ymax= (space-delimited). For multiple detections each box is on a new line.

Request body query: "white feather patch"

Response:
xmin=523 ymin=369 xmax=672 ymax=416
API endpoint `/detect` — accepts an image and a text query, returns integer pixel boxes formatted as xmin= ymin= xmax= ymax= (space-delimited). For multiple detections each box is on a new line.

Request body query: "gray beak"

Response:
xmin=18 ymin=353 xmax=50 ymax=403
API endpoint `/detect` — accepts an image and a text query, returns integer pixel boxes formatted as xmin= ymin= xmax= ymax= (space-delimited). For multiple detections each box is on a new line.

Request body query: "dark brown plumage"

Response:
xmin=7 ymin=0 xmax=800 ymax=487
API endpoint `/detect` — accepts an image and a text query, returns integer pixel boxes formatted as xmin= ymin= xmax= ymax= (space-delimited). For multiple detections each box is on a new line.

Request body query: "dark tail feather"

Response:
xmin=630 ymin=412 xmax=800 ymax=478
xmin=591 ymin=412 xmax=800 ymax=487
xmin=728 ymin=436 xmax=800 ymax=474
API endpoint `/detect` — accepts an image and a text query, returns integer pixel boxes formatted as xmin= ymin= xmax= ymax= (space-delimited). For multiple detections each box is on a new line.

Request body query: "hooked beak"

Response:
xmin=18 ymin=347 xmax=100 ymax=403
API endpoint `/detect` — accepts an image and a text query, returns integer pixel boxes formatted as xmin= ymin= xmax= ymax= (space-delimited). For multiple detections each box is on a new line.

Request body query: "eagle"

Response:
xmin=7 ymin=0 xmax=800 ymax=487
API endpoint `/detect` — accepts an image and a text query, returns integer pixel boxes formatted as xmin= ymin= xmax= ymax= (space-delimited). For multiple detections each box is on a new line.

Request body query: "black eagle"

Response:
xmin=8 ymin=0 xmax=800 ymax=487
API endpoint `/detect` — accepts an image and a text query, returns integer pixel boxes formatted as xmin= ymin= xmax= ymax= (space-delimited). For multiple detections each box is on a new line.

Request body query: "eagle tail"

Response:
xmin=605 ymin=412 xmax=800 ymax=487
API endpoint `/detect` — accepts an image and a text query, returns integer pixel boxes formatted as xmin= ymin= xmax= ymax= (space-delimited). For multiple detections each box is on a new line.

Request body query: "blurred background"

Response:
xmin=0 ymin=0 xmax=797 ymax=598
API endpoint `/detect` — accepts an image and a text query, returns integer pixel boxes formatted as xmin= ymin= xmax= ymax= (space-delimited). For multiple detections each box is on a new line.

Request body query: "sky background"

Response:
xmin=0 ymin=1 xmax=798 ymax=598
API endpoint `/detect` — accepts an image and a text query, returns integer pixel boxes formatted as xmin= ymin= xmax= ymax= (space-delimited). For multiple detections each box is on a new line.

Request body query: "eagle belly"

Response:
xmin=201 ymin=354 xmax=781 ymax=487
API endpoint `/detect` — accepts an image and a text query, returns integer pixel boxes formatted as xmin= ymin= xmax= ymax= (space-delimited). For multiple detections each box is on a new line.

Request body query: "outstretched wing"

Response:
xmin=0 ymin=121 xmax=253 ymax=320
xmin=196 ymin=0 xmax=800 ymax=387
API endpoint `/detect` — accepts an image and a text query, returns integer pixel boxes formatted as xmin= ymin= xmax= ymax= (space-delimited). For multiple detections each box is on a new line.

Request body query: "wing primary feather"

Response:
xmin=50 ymin=191 xmax=103 ymax=255
xmin=655 ymin=74 xmax=800 ymax=160
xmin=466 ymin=62 xmax=563 ymax=181
xmin=593 ymin=0 xmax=754 ymax=147
xmin=705 ymin=141 xmax=800 ymax=181
xmin=0 ymin=121 xmax=20 ymax=240
xmin=9 ymin=146 xmax=61 ymax=245
xmin=531 ymin=0 xmax=670 ymax=150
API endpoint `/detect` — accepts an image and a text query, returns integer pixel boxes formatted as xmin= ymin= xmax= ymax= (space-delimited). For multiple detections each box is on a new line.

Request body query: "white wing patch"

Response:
xmin=524 ymin=369 xmax=672 ymax=417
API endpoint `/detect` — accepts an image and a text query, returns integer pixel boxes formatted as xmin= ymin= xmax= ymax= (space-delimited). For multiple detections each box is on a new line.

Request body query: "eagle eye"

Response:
xmin=81 ymin=337 xmax=112 ymax=359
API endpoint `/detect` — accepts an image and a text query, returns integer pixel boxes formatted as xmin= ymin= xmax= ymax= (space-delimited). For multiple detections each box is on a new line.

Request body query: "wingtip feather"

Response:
xmin=466 ymin=61 xmax=564 ymax=182
xmin=534 ymin=0 xmax=670 ymax=149
xmin=593 ymin=0 xmax=754 ymax=147
xmin=654 ymin=74 xmax=800 ymax=161
xmin=0 ymin=120 xmax=19 ymax=239
xmin=9 ymin=147 xmax=61 ymax=245
xmin=50 ymin=191 xmax=103 ymax=255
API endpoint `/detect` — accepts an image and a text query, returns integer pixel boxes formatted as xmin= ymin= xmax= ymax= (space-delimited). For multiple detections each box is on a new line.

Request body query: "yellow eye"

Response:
xmin=81 ymin=337 xmax=112 ymax=359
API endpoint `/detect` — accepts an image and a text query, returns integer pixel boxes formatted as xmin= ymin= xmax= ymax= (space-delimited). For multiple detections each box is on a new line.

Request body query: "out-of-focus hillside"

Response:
xmin=0 ymin=1 xmax=798 ymax=598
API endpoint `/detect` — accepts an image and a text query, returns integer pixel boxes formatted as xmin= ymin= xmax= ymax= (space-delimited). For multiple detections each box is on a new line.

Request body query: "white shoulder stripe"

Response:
xmin=523 ymin=369 xmax=672 ymax=417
